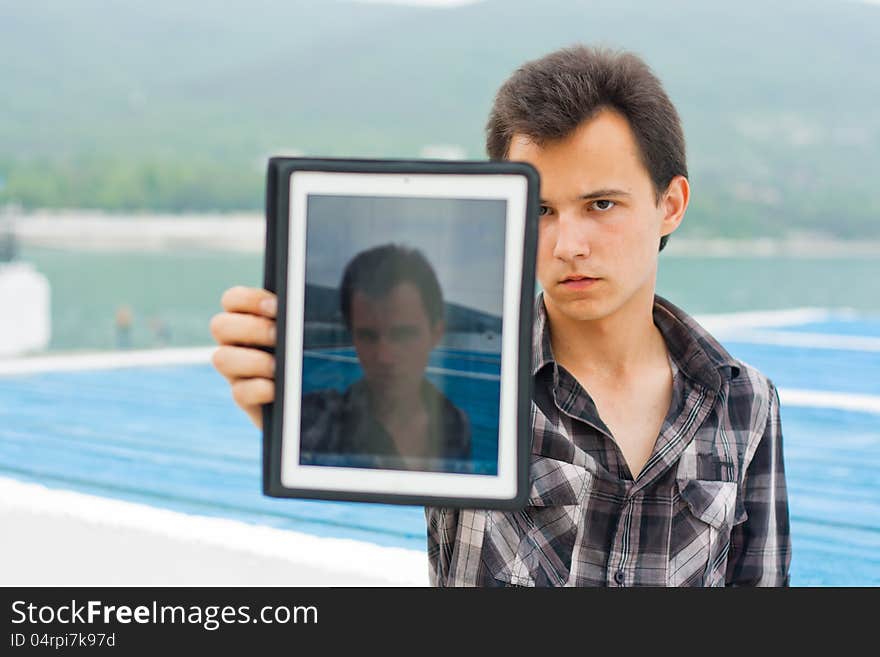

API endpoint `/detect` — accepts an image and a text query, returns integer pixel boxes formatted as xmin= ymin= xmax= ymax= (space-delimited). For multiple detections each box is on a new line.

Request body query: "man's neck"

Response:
xmin=368 ymin=381 xmax=426 ymax=422
xmin=544 ymin=280 xmax=668 ymax=382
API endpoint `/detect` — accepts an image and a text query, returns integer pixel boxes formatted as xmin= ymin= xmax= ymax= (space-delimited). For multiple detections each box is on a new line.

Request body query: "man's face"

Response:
xmin=350 ymin=281 xmax=443 ymax=400
xmin=508 ymin=109 xmax=683 ymax=324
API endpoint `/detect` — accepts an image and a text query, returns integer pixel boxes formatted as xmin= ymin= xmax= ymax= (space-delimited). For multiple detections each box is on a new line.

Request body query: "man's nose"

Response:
xmin=375 ymin=337 xmax=396 ymax=365
xmin=552 ymin=211 xmax=592 ymax=261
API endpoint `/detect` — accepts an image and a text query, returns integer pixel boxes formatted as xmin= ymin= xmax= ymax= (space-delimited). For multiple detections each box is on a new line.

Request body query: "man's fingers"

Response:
xmin=212 ymin=286 xmax=277 ymax=431
xmin=221 ymin=286 xmax=277 ymax=318
xmin=212 ymin=346 xmax=275 ymax=381
xmin=210 ymin=312 xmax=276 ymax=347
xmin=230 ymin=377 xmax=275 ymax=409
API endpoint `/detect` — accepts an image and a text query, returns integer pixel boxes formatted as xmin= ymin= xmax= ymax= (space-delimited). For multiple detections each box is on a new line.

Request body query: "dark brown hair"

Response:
xmin=340 ymin=244 xmax=444 ymax=329
xmin=486 ymin=45 xmax=687 ymax=252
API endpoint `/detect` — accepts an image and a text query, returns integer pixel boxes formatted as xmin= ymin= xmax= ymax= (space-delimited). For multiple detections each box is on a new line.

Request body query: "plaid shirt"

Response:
xmin=425 ymin=294 xmax=792 ymax=587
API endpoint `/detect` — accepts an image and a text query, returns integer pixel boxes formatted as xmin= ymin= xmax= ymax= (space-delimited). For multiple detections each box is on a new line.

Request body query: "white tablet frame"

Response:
xmin=280 ymin=170 xmax=528 ymax=501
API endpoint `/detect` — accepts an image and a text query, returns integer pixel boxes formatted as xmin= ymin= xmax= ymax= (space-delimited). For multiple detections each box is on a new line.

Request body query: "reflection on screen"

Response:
xmin=298 ymin=195 xmax=506 ymax=475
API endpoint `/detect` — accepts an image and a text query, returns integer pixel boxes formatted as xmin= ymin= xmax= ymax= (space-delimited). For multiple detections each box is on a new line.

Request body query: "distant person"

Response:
xmin=149 ymin=316 xmax=171 ymax=347
xmin=114 ymin=305 xmax=133 ymax=349
xmin=211 ymin=45 xmax=790 ymax=587
xmin=299 ymin=244 xmax=471 ymax=472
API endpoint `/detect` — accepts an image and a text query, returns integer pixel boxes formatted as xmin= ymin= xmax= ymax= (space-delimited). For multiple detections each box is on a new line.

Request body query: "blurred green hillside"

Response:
xmin=1 ymin=0 xmax=878 ymax=238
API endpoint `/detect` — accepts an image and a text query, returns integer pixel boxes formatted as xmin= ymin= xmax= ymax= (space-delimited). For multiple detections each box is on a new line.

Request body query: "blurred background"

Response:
xmin=0 ymin=0 xmax=877 ymax=586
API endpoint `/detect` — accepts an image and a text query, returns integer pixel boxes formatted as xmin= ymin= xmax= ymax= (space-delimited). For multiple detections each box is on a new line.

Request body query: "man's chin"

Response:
xmin=366 ymin=379 xmax=418 ymax=399
xmin=545 ymin=293 xmax=614 ymax=323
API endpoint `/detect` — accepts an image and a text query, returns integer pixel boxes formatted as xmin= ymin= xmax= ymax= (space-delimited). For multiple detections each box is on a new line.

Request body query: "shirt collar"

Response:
xmin=531 ymin=292 xmax=741 ymax=391
xmin=531 ymin=292 xmax=555 ymax=375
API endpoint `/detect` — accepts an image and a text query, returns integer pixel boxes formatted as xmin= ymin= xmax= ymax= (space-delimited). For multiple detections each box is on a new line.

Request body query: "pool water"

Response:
xmin=1 ymin=317 xmax=878 ymax=586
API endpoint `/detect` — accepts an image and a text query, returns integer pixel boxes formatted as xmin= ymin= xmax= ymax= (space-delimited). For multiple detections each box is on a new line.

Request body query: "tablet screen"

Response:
xmin=299 ymin=194 xmax=506 ymax=476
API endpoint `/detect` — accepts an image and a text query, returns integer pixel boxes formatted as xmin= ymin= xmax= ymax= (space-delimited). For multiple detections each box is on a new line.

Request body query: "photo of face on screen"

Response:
xmin=297 ymin=195 xmax=506 ymax=475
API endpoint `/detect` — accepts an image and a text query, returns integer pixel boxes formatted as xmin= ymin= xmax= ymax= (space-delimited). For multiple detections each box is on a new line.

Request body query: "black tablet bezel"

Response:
xmin=262 ymin=157 xmax=538 ymax=510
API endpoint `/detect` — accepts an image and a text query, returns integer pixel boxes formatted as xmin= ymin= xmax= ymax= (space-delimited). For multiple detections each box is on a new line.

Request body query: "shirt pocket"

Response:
xmin=668 ymin=478 xmax=740 ymax=587
xmin=484 ymin=456 xmax=591 ymax=587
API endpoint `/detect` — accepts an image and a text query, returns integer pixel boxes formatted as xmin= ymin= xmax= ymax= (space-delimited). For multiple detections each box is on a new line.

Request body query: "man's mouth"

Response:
xmin=559 ymin=275 xmax=600 ymax=290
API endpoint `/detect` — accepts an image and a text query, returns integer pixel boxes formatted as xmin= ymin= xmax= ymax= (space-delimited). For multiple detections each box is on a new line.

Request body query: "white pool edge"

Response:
xmin=0 ymin=476 xmax=428 ymax=587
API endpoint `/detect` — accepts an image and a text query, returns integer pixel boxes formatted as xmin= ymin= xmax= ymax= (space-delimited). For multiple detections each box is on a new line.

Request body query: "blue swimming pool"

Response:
xmin=0 ymin=317 xmax=878 ymax=585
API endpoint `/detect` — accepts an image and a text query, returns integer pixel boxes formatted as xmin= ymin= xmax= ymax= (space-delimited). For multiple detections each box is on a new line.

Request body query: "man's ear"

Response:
xmin=659 ymin=175 xmax=690 ymax=239
xmin=430 ymin=319 xmax=446 ymax=348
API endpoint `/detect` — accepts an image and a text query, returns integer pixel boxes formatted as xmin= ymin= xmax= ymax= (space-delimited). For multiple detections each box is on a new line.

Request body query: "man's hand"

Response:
xmin=210 ymin=286 xmax=277 ymax=429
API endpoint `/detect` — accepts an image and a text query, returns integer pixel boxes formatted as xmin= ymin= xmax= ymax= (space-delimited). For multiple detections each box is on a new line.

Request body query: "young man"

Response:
xmin=210 ymin=45 xmax=791 ymax=587
xmin=299 ymin=243 xmax=471 ymax=472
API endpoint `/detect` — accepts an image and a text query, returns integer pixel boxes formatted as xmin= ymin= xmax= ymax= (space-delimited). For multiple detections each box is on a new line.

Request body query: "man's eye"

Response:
xmin=538 ymin=205 xmax=552 ymax=216
xmin=354 ymin=329 xmax=378 ymax=343
xmin=590 ymin=200 xmax=615 ymax=211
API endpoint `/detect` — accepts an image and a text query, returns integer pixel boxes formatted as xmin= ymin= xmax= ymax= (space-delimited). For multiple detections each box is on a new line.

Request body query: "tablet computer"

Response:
xmin=262 ymin=157 xmax=538 ymax=509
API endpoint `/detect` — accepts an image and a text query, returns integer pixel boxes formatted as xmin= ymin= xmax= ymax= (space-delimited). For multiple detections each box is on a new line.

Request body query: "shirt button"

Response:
xmin=614 ymin=570 xmax=625 ymax=585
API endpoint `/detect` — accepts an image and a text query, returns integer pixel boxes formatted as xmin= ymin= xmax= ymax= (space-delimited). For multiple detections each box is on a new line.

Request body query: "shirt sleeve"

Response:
xmin=725 ymin=381 xmax=793 ymax=586
xmin=425 ymin=506 xmax=458 ymax=587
